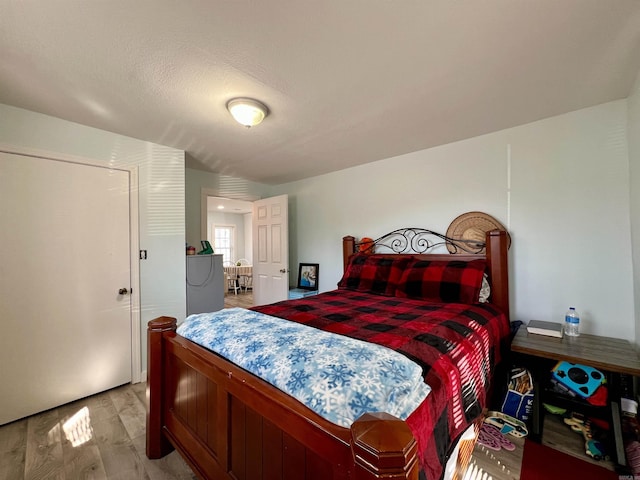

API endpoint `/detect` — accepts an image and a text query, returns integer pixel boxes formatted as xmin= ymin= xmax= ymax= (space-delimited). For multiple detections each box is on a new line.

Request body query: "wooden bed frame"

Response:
xmin=146 ymin=229 xmax=509 ymax=480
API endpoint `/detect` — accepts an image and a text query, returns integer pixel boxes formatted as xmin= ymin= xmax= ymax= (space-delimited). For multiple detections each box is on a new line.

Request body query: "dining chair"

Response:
xmin=240 ymin=274 xmax=252 ymax=292
xmin=224 ymin=272 xmax=240 ymax=295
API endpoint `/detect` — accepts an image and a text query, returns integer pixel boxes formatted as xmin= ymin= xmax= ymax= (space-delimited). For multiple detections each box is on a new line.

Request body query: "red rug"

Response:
xmin=521 ymin=439 xmax=618 ymax=480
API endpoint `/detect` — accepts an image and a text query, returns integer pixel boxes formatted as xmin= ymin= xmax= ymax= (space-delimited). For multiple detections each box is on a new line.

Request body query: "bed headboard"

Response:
xmin=342 ymin=228 xmax=510 ymax=319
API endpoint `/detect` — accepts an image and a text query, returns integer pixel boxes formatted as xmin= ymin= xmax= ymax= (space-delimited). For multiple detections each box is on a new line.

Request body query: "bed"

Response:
xmin=146 ymin=228 xmax=510 ymax=480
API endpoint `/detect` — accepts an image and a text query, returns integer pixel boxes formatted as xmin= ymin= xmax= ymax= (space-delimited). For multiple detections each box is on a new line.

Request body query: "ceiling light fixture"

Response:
xmin=226 ymin=98 xmax=268 ymax=127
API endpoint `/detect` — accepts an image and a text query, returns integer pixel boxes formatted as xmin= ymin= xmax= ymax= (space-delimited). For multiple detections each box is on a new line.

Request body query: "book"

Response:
xmin=526 ymin=320 xmax=564 ymax=338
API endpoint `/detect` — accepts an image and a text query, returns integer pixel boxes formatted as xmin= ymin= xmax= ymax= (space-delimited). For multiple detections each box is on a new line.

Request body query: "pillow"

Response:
xmin=394 ymin=259 xmax=487 ymax=304
xmin=479 ymin=274 xmax=491 ymax=303
xmin=338 ymin=254 xmax=412 ymax=296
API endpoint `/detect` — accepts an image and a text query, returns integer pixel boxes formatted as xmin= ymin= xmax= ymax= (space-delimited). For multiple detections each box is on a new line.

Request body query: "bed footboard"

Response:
xmin=146 ymin=317 xmax=419 ymax=480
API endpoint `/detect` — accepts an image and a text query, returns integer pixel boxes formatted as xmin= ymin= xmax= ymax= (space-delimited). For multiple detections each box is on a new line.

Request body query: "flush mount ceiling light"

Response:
xmin=226 ymin=98 xmax=268 ymax=127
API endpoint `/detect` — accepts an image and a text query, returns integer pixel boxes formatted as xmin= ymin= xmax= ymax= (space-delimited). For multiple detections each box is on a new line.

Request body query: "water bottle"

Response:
xmin=564 ymin=307 xmax=580 ymax=337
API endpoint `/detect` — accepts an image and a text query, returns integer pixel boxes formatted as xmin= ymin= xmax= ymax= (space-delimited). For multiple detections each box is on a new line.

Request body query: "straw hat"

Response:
xmin=446 ymin=211 xmax=511 ymax=254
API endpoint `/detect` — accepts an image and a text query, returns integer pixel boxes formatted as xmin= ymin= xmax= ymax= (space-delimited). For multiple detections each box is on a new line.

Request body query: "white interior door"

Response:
xmin=252 ymin=194 xmax=289 ymax=306
xmin=0 ymin=152 xmax=132 ymax=425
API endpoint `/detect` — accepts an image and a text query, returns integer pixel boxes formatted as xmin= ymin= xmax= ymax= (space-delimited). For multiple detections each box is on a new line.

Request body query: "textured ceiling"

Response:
xmin=1 ymin=1 xmax=639 ymax=185
xmin=208 ymin=196 xmax=252 ymax=215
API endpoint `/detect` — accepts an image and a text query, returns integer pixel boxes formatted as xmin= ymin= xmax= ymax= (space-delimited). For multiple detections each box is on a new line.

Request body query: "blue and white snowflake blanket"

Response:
xmin=177 ymin=307 xmax=431 ymax=427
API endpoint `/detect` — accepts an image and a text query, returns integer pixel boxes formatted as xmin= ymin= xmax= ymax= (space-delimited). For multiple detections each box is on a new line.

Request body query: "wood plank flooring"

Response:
xmin=223 ymin=289 xmax=255 ymax=309
xmin=466 ymin=433 xmax=524 ymax=480
xmin=1 ymin=291 xmax=598 ymax=480
xmin=0 ymin=382 xmax=196 ymax=480
xmin=464 ymin=414 xmax=617 ymax=480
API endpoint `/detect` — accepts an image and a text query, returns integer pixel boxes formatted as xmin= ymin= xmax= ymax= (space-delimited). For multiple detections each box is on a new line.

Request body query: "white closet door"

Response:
xmin=252 ymin=194 xmax=289 ymax=306
xmin=0 ymin=152 xmax=131 ymax=425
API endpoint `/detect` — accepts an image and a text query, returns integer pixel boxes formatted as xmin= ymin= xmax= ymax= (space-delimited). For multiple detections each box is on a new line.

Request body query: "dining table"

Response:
xmin=223 ymin=265 xmax=253 ymax=291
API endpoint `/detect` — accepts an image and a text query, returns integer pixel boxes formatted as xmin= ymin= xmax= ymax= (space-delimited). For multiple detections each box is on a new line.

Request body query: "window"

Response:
xmin=212 ymin=225 xmax=235 ymax=264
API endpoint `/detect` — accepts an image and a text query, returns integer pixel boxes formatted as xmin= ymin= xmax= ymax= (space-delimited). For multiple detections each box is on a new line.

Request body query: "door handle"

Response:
xmin=118 ymin=288 xmax=129 ymax=295
xmin=279 ymin=269 xmax=286 ymax=273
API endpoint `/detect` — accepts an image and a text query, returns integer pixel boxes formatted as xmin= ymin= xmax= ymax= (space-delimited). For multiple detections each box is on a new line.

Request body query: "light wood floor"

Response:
xmin=0 ymin=382 xmax=196 ymax=480
xmin=223 ymin=289 xmax=255 ymax=309
xmin=1 ymin=290 xmax=599 ymax=480
xmin=0 ymin=292 xmax=253 ymax=480
xmin=0 ymin=381 xmax=523 ymax=480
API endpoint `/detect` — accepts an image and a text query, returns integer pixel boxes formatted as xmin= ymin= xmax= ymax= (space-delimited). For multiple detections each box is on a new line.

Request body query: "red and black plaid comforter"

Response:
xmin=253 ymin=289 xmax=510 ymax=480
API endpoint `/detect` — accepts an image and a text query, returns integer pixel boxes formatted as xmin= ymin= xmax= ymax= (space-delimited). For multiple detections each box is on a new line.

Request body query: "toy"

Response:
xmin=563 ymin=412 xmax=608 ymax=461
xmin=542 ymin=403 xmax=566 ymax=415
xmin=484 ymin=411 xmax=528 ymax=438
xmin=552 ymin=361 xmax=605 ymax=399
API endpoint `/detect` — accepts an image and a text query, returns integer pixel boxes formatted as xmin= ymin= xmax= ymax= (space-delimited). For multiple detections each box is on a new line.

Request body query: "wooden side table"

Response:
xmin=511 ymin=327 xmax=640 ymax=470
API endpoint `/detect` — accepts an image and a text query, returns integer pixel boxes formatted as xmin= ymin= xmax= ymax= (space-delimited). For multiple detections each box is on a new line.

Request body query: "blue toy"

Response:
xmin=552 ymin=361 xmax=604 ymax=399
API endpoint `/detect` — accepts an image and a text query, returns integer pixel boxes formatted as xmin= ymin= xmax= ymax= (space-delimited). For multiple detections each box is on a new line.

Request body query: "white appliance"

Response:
xmin=186 ymin=254 xmax=224 ymax=316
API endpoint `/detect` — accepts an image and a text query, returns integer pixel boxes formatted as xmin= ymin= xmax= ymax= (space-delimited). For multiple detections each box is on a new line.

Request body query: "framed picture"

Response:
xmin=297 ymin=263 xmax=319 ymax=290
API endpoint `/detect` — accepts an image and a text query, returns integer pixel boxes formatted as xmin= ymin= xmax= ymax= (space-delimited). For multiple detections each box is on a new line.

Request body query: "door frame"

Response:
xmin=200 ymin=187 xmax=259 ymax=244
xmin=0 ymin=144 xmax=142 ymax=383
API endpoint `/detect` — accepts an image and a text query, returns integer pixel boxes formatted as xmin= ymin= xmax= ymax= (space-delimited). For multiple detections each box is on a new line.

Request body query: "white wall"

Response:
xmin=507 ymin=101 xmax=632 ymax=339
xmin=273 ymin=100 xmax=634 ymax=340
xmin=629 ymin=72 xmax=640 ymax=346
xmin=0 ymin=104 xmax=185 ymax=372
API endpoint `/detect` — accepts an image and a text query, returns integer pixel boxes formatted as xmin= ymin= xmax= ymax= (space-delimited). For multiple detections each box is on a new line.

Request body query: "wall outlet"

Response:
xmin=139 ymin=250 xmax=147 ymax=260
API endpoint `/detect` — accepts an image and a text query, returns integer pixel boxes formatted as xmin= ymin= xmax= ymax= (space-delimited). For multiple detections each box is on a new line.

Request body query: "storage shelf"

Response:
xmin=542 ymin=414 xmax=615 ymax=472
xmin=543 ymin=389 xmax=608 ymax=419
xmin=511 ymin=326 xmax=640 ymax=472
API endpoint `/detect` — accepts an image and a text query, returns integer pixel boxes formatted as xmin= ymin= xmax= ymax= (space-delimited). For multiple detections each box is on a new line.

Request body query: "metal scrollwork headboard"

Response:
xmin=355 ymin=227 xmax=485 ymax=255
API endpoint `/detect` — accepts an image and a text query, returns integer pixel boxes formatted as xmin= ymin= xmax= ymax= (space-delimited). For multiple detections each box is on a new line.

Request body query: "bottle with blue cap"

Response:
xmin=564 ymin=307 xmax=580 ymax=337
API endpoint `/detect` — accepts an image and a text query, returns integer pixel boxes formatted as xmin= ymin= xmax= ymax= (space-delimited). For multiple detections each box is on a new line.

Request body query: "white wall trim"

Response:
xmin=0 ymin=143 xmax=119 ymax=169
xmin=201 ymin=188 xmax=215 ymax=244
xmin=129 ymin=166 xmax=142 ymax=384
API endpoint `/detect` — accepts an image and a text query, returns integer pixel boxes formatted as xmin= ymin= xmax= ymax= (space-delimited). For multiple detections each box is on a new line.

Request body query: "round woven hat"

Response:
xmin=446 ymin=211 xmax=511 ymax=254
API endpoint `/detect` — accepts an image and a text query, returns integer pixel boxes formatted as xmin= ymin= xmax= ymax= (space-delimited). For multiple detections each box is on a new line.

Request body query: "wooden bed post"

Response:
xmin=146 ymin=316 xmax=177 ymax=459
xmin=486 ymin=230 xmax=510 ymax=320
xmin=343 ymin=235 xmax=356 ymax=271
xmin=350 ymin=412 xmax=419 ymax=479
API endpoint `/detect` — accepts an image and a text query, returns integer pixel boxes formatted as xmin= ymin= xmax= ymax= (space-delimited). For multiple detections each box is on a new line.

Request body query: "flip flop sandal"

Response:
xmin=478 ymin=425 xmax=501 ymax=450
xmin=478 ymin=423 xmax=516 ymax=451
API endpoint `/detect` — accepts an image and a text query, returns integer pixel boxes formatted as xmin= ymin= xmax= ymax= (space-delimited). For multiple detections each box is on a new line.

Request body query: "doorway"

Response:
xmin=205 ymin=196 xmax=253 ymax=265
xmin=199 ymin=189 xmax=290 ymax=306
xmin=200 ymin=190 xmax=255 ymax=304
